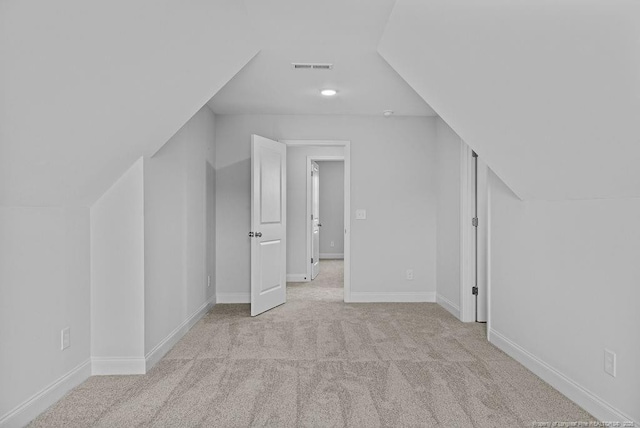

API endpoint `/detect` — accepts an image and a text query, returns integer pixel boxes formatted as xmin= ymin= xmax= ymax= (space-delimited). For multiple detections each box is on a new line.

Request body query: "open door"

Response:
xmin=311 ymin=161 xmax=321 ymax=279
xmin=250 ymin=135 xmax=287 ymax=316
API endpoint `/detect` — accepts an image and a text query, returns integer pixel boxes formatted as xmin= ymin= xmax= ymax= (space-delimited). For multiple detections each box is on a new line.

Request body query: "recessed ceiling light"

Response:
xmin=321 ymin=89 xmax=337 ymax=97
xmin=383 ymin=110 xmax=394 ymax=117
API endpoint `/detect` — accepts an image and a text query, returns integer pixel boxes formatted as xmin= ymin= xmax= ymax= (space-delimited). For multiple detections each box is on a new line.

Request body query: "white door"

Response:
xmin=311 ymin=162 xmax=320 ymax=279
xmin=250 ymin=135 xmax=287 ymax=317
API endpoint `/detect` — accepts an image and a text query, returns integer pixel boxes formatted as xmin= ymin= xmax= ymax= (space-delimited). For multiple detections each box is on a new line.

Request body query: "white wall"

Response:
xmin=434 ymin=118 xmax=463 ymax=317
xmin=287 ymin=148 xmax=344 ymax=279
xmin=0 ymin=0 xmax=257 ymax=207
xmin=488 ymin=172 xmax=640 ymax=423
xmin=318 ymin=161 xmax=345 ymax=257
xmin=0 ymin=207 xmax=90 ymax=424
xmin=379 ymin=0 xmax=640 ymax=201
xmin=144 ymin=105 xmax=216 ymax=356
xmin=216 ymin=114 xmax=437 ymax=301
xmin=90 ymin=158 xmax=145 ymax=367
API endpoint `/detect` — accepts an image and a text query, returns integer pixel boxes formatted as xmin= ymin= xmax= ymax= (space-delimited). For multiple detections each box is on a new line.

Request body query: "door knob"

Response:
xmin=255 ymin=232 xmax=263 ymax=238
xmin=248 ymin=232 xmax=254 ymax=237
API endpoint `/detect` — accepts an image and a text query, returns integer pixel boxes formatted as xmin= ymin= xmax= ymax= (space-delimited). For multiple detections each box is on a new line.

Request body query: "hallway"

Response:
xmin=30 ymin=260 xmax=592 ymax=427
xmin=288 ymin=259 xmax=344 ymax=302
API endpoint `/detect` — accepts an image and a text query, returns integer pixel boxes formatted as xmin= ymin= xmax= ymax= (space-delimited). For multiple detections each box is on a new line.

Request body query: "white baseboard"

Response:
xmin=145 ymin=295 xmax=215 ymax=370
xmin=286 ymin=273 xmax=309 ymax=282
xmin=0 ymin=358 xmax=91 ymax=428
xmin=349 ymin=291 xmax=436 ymax=303
xmin=216 ymin=292 xmax=250 ymax=304
xmin=91 ymin=357 xmax=146 ymax=375
xmin=319 ymin=253 xmax=344 ymax=259
xmin=436 ymin=293 xmax=460 ymax=319
xmin=489 ymin=329 xmax=637 ymax=425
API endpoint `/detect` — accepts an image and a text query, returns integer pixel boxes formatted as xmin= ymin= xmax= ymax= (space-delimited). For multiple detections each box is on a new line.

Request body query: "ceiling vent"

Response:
xmin=291 ymin=63 xmax=333 ymax=70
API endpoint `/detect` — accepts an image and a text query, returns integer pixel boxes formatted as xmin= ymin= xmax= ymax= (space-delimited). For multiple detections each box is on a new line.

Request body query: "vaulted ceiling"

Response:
xmin=2 ymin=0 xmax=637 ymax=205
xmin=208 ymin=0 xmax=434 ymax=116
xmin=379 ymin=0 xmax=640 ymax=200
xmin=0 ymin=0 xmax=258 ymax=206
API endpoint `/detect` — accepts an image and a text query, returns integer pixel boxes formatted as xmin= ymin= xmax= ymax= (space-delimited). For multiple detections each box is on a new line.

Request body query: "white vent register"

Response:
xmin=291 ymin=63 xmax=333 ymax=70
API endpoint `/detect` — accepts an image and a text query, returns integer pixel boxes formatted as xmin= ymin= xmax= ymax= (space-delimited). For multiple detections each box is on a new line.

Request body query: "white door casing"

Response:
xmin=250 ymin=135 xmax=287 ymax=316
xmin=311 ymin=162 xmax=320 ymax=279
xmin=281 ymin=141 xmax=350 ymax=302
xmin=476 ymin=155 xmax=489 ymax=322
xmin=460 ymin=144 xmax=489 ymax=324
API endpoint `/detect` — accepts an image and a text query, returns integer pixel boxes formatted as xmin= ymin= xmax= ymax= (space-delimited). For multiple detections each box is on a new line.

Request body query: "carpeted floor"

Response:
xmin=30 ymin=260 xmax=593 ymax=427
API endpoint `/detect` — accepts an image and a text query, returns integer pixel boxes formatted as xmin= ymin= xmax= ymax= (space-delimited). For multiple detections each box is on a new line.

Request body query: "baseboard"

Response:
xmin=349 ymin=291 xmax=436 ymax=303
xmin=216 ymin=292 xmax=250 ymax=304
xmin=489 ymin=329 xmax=637 ymax=425
xmin=286 ymin=273 xmax=309 ymax=282
xmin=91 ymin=357 xmax=146 ymax=375
xmin=0 ymin=358 xmax=91 ymax=428
xmin=319 ymin=253 xmax=344 ymax=259
xmin=145 ymin=295 xmax=215 ymax=370
xmin=436 ymin=293 xmax=460 ymax=319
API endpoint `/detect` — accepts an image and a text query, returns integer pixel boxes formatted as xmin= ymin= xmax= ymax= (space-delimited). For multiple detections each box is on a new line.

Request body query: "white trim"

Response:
xmin=489 ymin=329 xmax=638 ymax=425
xmin=0 ymin=359 xmax=91 ymax=428
xmin=216 ymin=292 xmax=250 ymax=304
xmin=91 ymin=357 xmax=146 ymax=375
xmin=319 ymin=253 xmax=344 ymax=259
xmin=144 ymin=295 xmax=215 ymax=370
xmin=280 ymin=140 xmax=351 ymax=303
xmin=475 ymin=156 xmax=489 ymax=323
xmin=459 ymin=142 xmax=475 ymax=322
xmin=349 ymin=291 xmax=436 ymax=303
xmin=486 ymin=173 xmax=493 ymax=337
xmin=436 ymin=293 xmax=460 ymax=318
xmin=286 ymin=273 xmax=309 ymax=282
xmin=306 ymin=155 xmax=345 ymax=287
xmin=284 ymin=140 xmax=351 ymax=147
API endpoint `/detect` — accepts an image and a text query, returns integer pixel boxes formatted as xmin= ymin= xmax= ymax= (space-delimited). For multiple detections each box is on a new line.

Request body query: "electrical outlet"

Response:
xmin=207 ymin=275 xmax=211 ymax=288
xmin=406 ymin=269 xmax=414 ymax=280
xmin=355 ymin=209 xmax=367 ymax=220
xmin=330 ymin=241 xmax=335 ymax=247
xmin=61 ymin=327 xmax=70 ymax=350
xmin=604 ymin=349 xmax=616 ymax=377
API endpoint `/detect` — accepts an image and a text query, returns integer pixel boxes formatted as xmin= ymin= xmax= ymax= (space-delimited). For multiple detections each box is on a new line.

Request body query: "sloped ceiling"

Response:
xmin=379 ymin=0 xmax=640 ymax=200
xmin=0 ymin=0 xmax=258 ymax=206
xmin=209 ymin=0 xmax=435 ymax=116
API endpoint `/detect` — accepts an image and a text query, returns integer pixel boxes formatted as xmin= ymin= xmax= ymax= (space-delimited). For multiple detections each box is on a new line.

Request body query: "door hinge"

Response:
xmin=472 ymin=217 xmax=478 ymax=227
xmin=311 ymin=258 xmax=314 ymax=264
xmin=472 ymin=286 xmax=478 ymax=295
xmin=311 ymin=214 xmax=313 ymax=220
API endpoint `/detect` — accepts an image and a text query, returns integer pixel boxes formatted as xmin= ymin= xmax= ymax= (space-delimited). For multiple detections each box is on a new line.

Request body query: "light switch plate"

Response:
xmin=355 ymin=209 xmax=367 ymax=220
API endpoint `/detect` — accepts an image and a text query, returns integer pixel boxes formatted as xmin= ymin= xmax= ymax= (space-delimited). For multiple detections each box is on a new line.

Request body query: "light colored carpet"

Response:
xmin=30 ymin=260 xmax=593 ymax=427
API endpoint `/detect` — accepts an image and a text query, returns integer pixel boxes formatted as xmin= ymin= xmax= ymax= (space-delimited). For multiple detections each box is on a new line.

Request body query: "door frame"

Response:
xmin=280 ymin=140 xmax=351 ymax=302
xmin=306 ymin=156 xmax=344 ymax=283
xmin=459 ymin=144 xmax=490 ymax=326
xmin=310 ymin=160 xmax=321 ymax=280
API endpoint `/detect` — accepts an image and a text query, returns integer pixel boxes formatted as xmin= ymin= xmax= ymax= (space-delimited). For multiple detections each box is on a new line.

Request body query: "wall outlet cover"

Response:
xmin=604 ymin=349 xmax=616 ymax=377
xmin=61 ymin=327 xmax=70 ymax=350
xmin=355 ymin=209 xmax=367 ymax=220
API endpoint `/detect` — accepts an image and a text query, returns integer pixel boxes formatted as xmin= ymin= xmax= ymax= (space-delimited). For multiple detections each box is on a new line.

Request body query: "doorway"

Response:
xmin=281 ymin=140 xmax=351 ymax=302
xmin=460 ymin=145 xmax=488 ymax=323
